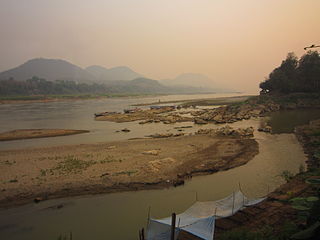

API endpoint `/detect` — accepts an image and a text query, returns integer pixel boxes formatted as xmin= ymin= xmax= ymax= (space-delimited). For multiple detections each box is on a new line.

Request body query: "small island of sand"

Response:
xmin=0 ymin=129 xmax=90 ymax=141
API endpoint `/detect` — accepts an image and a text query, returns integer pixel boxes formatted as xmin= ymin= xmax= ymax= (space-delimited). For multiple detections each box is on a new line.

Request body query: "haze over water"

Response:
xmin=1 ymin=0 xmax=319 ymax=92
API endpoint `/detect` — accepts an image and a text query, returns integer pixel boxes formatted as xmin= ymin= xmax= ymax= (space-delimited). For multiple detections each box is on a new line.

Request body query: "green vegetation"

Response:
xmin=52 ymin=156 xmax=96 ymax=175
xmin=2 ymin=160 xmax=16 ymax=165
xmin=0 ymin=77 xmax=109 ymax=96
xmin=0 ymin=76 xmax=173 ymax=98
xmin=279 ymin=170 xmax=295 ymax=183
xmin=260 ymin=51 xmax=320 ymax=94
xmin=57 ymin=232 xmax=73 ymax=240
xmin=112 ymin=170 xmax=137 ymax=176
xmin=217 ymin=222 xmax=299 ymax=240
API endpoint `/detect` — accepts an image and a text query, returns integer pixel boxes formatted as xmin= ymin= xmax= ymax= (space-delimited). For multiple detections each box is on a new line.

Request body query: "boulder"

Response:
xmin=194 ymin=118 xmax=208 ymax=124
xmin=258 ymin=126 xmax=272 ymax=133
xmin=142 ymin=150 xmax=161 ymax=155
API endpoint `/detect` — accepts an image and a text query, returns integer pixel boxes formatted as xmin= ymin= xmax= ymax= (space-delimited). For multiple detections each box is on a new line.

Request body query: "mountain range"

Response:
xmin=85 ymin=65 xmax=143 ymax=82
xmin=0 ymin=58 xmax=232 ymax=94
xmin=0 ymin=58 xmax=143 ymax=83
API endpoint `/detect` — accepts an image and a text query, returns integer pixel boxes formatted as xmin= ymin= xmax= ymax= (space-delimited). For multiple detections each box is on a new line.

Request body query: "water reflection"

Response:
xmin=268 ymin=108 xmax=320 ymax=133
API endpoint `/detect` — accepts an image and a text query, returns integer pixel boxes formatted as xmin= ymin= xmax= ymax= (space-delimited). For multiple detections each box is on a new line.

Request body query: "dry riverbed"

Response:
xmin=0 ymin=134 xmax=258 ymax=208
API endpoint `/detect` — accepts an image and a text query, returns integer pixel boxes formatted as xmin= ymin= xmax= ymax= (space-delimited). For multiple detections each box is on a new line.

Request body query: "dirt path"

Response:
xmin=0 ymin=134 xmax=258 ymax=208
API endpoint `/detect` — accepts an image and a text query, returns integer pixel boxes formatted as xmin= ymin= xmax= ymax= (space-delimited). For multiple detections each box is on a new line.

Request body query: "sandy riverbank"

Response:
xmin=0 ymin=129 xmax=89 ymax=141
xmin=0 ymin=134 xmax=258 ymax=208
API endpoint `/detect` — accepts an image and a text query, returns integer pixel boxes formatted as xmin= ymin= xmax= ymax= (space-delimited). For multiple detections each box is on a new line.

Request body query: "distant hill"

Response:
xmin=86 ymin=65 xmax=143 ymax=82
xmin=160 ymin=73 xmax=233 ymax=92
xmin=0 ymin=58 xmax=222 ymax=95
xmin=0 ymin=58 xmax=143 ymax=83
xmin=0 ymin=58 xmax=95 ymax=83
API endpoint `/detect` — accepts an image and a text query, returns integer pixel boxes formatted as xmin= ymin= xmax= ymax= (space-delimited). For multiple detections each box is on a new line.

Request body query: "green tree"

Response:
xmin=298 ymin=51 xmax=320 ymax=92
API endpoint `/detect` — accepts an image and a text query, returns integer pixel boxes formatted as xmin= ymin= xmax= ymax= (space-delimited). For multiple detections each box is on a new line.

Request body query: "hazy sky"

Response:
xmin=0 ymin=0 xmax=319 ymax=92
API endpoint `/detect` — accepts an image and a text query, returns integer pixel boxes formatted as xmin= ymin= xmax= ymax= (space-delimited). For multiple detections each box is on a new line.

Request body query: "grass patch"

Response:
xmin=113 ymin=170 xmax=137 ymax=176
xmin=99 ymin=156 xmax=123 ymax=164
xmin=2 ymin=160 xmax=16 ymax=165
xmin=52 ymin=156 xmax=96 ymax=175
xmin=217 ymin=222 xmax=299 ymax=240
xmin=311 ymin=130 xmax=320 ymax=137
xmin=279 ymin=170 xmax=295 ymax=183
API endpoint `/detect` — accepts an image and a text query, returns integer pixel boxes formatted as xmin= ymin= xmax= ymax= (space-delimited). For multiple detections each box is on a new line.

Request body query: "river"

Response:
xmin=0 ymin=93 xmax=318 ymax=240
xmin=0 ymin=93 xmax=250 ymax=150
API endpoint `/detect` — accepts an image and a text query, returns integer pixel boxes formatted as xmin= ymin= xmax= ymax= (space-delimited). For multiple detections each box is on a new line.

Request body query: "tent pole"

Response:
xmin=141 ymin=228 xmax=145 ymax=240
xmin=171 ymin=213 xmax=176 ymax=240
xmin=213 ymin=211 xmax=217 ymax=240
xmin=238 ymin=182 xmax=242 ymax=192
xmin=232 ymin=192 xmax=235 ymax=215
xmin=146 ymin=206 xmax=151 ymax=228
xmin=139 ymin=229 xmax=142 ymax=240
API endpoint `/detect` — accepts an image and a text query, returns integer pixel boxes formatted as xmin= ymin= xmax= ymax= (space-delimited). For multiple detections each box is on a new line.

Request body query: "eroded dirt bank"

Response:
xmin=0 ymin=134 xmax=258 ymax=208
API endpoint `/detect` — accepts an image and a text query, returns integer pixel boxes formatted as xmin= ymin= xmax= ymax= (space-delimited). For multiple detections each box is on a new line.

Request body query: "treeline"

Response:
xmin=0 ymin=76 xmax=109 ymax=96
xmin=260 ymin=51 xmax=320 ymax=94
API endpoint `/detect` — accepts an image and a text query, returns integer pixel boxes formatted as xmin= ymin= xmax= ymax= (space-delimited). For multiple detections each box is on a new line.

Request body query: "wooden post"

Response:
xmin=171 ymin=213 xmax=176 ymax=240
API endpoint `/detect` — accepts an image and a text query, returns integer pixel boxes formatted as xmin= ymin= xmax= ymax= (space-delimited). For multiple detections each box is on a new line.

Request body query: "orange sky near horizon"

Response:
xmin=0 ymin=0 xmax=319 ymax=93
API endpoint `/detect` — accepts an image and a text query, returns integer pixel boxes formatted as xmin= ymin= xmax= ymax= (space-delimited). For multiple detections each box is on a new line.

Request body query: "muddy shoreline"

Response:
xmin=0 ymin=133 xmax=258 ymax=209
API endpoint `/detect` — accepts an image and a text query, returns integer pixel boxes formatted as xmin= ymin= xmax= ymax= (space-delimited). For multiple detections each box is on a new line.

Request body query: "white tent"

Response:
xmin=147 ymin=191 xmax=265 ymax=240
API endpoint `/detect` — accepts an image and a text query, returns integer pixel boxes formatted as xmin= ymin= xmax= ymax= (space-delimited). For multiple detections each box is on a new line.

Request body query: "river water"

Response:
xmin=0 ymin=93 xmax=250 ymax=150
xmin=0 ymin=93 xmax=318 ymax=240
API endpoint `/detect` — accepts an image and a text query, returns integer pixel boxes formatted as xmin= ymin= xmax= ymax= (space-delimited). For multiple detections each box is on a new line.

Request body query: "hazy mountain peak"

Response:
xmin=160 ymin=72 xmax=215 ymax=87
xmin=0 ymin=58 xmax=144 ymax=83
xmin=86 ymin=65 xmax=109 ymax=71
xmin=159 ymin=72 xmax=233 ymax=92
xmin=0 ymin=57 xmax=93 ymax=82
xmin=86 ymin=64 xmax=143 ymax=82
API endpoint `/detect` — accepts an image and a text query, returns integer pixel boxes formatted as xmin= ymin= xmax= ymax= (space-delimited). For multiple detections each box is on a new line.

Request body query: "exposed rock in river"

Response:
xmin=196 ymin=126 xmax=254 ymax=138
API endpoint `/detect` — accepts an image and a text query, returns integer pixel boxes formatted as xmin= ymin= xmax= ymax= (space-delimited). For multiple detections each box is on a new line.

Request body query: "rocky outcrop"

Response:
xmin=196 ymin=126 xmax=254 ymax=138
xmin=258 ymin=126 xmax=272 ymax=133
xmin=194 ymin=118 xmax=208 ymax=124
xmin=146 ymin=133 xmax=185 ymax=138
xmin=194 ymin=102 xmax=281 ymax=124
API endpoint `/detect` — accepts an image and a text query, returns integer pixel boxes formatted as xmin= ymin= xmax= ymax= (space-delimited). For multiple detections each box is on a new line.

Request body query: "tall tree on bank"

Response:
xmin=260 ymin=51 xmax=320 ymax=94
xmin=298 ymin=51 xmax=320 ymax=92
